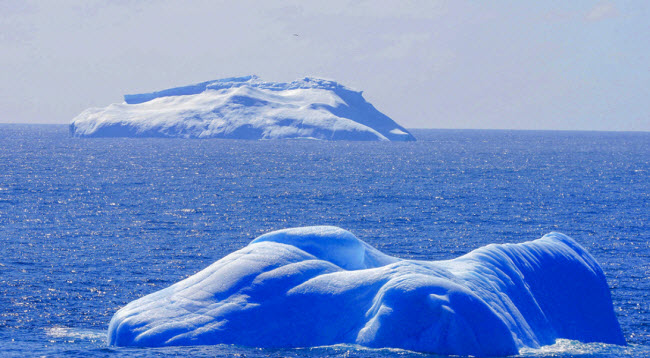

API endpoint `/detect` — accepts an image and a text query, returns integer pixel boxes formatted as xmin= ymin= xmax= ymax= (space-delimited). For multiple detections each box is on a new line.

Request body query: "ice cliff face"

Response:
xmin=108 ymin=226 xmax=625 ymax=356
xmin=70 ymin=76 xmax=415 ymax=141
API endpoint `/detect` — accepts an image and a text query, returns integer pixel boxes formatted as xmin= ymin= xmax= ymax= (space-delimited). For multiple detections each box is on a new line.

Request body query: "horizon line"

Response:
xmin=1 ymin=122 xmax=647 ymax=134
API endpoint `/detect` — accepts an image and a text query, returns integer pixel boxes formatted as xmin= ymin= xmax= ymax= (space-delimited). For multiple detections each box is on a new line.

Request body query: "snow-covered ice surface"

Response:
xmin=108 ymin=226 xmax=625 ymax=357
xmin=70 ymin=76 xmax=415 ymax=141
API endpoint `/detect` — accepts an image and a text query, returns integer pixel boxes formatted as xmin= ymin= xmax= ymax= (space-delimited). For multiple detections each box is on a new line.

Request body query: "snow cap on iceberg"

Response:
xmin=70 ymin=76 xmax=415 ymax=141
xmin=108 ymin=226 xmax=625 ymax=356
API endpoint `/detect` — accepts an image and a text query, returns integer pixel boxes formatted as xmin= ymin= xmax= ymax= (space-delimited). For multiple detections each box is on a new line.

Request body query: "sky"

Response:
xmin=1 ymin=0 xmax=648 ymax=131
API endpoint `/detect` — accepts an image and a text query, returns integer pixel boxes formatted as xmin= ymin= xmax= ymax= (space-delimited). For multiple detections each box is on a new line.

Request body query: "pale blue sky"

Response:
xmin=1 ymin=0 xmax=648 ymax=131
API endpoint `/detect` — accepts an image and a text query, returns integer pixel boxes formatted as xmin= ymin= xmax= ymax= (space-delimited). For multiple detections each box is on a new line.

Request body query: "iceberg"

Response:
xmin=108 ymin=226 xmax=625 ymax=356
xmin=70 ymin=76 xmax=415 ymax=141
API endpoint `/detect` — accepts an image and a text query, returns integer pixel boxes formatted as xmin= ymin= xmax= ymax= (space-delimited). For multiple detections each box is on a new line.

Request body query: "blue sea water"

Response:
xmin=0 ymin=124 xmax=648 ymax=357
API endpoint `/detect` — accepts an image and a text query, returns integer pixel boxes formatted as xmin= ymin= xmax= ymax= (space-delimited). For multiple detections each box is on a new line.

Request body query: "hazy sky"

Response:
xmin=1 ymin=0 xmax=648 ymax=131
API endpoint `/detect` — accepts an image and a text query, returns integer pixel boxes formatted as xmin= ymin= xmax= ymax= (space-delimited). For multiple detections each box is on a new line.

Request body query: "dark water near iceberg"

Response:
xmin=0 ymin=124 xmax=648 ymax=357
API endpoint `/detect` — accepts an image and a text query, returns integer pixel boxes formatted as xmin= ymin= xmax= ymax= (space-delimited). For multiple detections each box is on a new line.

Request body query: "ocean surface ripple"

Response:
xmin=0 ymin=125 xmax=648 ymax=357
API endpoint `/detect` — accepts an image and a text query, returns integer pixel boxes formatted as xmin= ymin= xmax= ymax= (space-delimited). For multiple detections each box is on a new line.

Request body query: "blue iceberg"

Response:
xmin=108 ymin=226 xmax=625 ymax=356
xmin=70 ymin=76 xmax=415 ymax=141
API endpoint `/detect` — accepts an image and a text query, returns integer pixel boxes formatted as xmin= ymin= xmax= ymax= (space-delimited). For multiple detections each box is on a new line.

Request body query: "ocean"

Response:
xmin=0 ymin=124 xmax=648 ymax=357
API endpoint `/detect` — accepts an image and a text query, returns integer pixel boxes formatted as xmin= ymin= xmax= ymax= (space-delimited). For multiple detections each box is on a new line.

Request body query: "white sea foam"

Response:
xmin=520 ymin=338 xmax=637 ymax=357
xmin=45 ymin=326 xmax=105 ymax=340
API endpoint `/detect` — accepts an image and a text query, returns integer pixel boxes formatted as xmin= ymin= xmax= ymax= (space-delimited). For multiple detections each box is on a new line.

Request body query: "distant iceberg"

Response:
xmin=70 ymin=76 xmax=415 ymax=141
xmin=108 ymin=226 xmax=625 ymax=356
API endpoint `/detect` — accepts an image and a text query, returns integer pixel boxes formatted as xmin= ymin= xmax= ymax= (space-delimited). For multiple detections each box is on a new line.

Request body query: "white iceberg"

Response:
xmin=108 ymin=226 xmax=625 ymax=356
xmin=70 ymin=76 xmax=415 ymax=141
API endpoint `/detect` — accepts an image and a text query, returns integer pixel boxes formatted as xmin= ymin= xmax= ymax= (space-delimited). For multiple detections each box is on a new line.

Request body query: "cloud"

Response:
xmin=586 ymin=2 xmax=618 ymax=21
xmin=291 ymin=0 xmax=446 ymax=20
